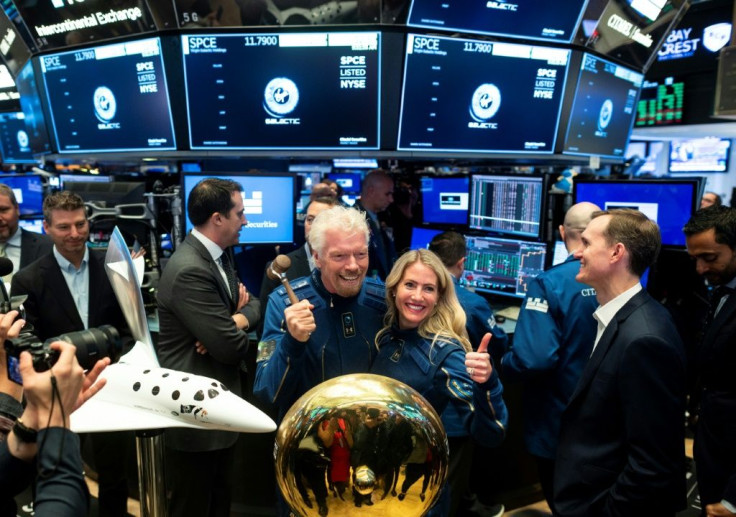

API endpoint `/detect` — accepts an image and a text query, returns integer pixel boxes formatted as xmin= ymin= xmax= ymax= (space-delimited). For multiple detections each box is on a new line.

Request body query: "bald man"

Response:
xmin=353 ymin=169 xmax=396 ymax=280
xmin=500 ymin=202 xmax=601 ymax=512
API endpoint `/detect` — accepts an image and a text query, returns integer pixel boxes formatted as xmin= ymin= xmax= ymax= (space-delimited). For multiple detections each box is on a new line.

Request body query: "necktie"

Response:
xmin=220 ymin=251 xmax=239 ymax=306
xmin=706 ymin=285 xmax=733 ymax=324
xmin=0 ymin=243 xmax=10 ymax=285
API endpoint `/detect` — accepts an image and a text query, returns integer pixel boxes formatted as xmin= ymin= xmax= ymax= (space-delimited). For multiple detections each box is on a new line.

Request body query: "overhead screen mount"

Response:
xmin=181 ymin=31 xmax=381 ymax=151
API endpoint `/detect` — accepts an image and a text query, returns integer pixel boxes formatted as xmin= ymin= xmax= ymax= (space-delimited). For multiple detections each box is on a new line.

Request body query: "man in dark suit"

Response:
xmin=10 ymin=190 xmax=132 ymax=517
xmin=259 ymin=195 xmax=337 ymax=308
xmin=0 ymin=184 xmax=52 ymax=283
xmin=553 ymin=209 xmax=687 ymax=516
xmin=353 ymin=169 xmax=395 ymax=280
xmin=156 ymin=177 xmax=251 ymax=517
xmin=684 ymin=206 xmax=736 ymax=517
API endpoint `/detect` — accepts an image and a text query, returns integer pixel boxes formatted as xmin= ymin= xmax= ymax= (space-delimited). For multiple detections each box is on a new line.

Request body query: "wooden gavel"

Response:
xmin=266 ymin=254 xmax=299 ymax=305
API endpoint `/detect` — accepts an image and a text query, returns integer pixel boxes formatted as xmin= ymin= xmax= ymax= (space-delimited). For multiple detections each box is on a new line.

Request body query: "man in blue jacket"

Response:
xmin=500 ymin=202 xmax=599 ymax=512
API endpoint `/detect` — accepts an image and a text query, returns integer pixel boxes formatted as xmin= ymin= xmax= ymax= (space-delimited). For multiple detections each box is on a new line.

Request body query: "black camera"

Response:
xmin=4 ymin=325 xmax=121 ymax=385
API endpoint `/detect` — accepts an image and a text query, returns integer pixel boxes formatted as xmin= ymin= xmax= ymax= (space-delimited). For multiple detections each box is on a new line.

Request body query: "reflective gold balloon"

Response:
xmin=275 ymin=374 xmax=449 ymax=517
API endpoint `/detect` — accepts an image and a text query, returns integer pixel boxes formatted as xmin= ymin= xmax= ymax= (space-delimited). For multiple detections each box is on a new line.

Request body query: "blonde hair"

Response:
xmin=309 ymin=205 xmax=369 ymax=256
xmin=376 ymin=248 xmax=471 ymax=352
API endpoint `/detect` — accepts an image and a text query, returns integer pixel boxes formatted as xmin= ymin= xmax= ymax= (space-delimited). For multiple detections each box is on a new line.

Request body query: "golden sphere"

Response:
xmin=275 ymin=374 xmax=449 ymax=517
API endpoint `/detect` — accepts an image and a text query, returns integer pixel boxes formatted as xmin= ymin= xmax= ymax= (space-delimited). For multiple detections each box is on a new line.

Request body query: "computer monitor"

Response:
xmin=39 ymin=37 xmax=177 ymax=153
xmin=409 ymin=226 xmax=443 ymax=250
xmin=668 ymin=137 xmax=731 ymax=173
xmin=561 ymin=53 xmax=644 ymax=159
xmin=635 ymin=77 xmax=684 ymax=127
xmin=18 ymin=217 xmax=43 ymax=234
xmin=397 ymin=34 xmax=570 ymax=154
xmin=181 ymin=32 xmax=381 ymax=150
xmin=0 ymin=112 xmax=36 ymax=164
xmin=15 ymin=60 xmax=50 ymax=155
xmin=460 ymin=234 xmax=548 ymax=299
xmin=326 ymin=172 xmax=361 ymax=194
xmin=0 ymin=174 xmax=43 ymax=216
xmin=551 ymin=240 xmax=569 ymax=266
xmin=573 ymin=179 xmax=698 ymax=247
xmin=420 ymin=175 xmax=469 ymax=226
xmin=469 ymin=174 xmax=546 ymax=239
xmin=182 ymin=173 xmax=296 ymax=245
xmin=407 ymin=0 xmax=587 ymax=43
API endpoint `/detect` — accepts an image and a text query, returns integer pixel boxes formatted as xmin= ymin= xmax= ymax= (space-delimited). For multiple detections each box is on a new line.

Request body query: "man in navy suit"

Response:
xmin=553 ymin=209 xmax=687 ymax=516
xmin=684 ymin=206 xmax=736 ymax=517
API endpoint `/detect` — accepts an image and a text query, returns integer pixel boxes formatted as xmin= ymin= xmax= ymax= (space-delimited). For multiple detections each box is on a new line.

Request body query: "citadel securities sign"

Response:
xmin=13 ymin=0 xmax=156 ymax=49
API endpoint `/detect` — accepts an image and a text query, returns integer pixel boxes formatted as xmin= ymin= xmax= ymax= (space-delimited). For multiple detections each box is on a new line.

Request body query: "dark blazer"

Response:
xmin=259 ymin=244 xmax=311 ymax=315
xmin=353 ymin=199 xmax=395 ymax=281
xmin=694 ymin=287 xmax=736 ymax=507
xmin=554 ymin=290 xmax=687 ymax=517
xmin=156 ymin=233 xmax=249 ymax=452
xmin=18 ymin=228 xmax=52 ymax=270
xmin=10 ymin=249 xmax=129 ymax=342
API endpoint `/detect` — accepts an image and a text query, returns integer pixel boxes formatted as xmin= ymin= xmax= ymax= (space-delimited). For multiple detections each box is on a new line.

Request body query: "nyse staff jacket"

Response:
xmin=553 ymin=290 xmax=687 ymax=516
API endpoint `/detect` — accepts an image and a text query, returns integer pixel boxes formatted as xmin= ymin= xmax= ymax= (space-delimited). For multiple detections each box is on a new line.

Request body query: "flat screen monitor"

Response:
xmin=575 ymin=0 xmax=689 ymax=71
xmin=407 ymin=0 xmax=586 ymax=43
xmin=332 ymin=158 xmax=378 ymax=169
xmin=0 ymin=112 xmax=35 ymax=163
xmin=573 ymin=179 xmax=698 ymax=247
xmin=39 ymin=38 xmax=177 ymax=153
xmin=0 ymin=174 xmax=43 ymax=216
xmin=460 ymin=234 xmax=547 ymax=299
xmin=182 ymin=173 xmax=296 ymax=245
xmin=182 ymin=32 xmax=381 ymax=150
xmin=469 ymin=174 xmax=546 ymax=239
xmin=635 ymin=77 xmax=684 ymax=127
xmin=668 ymin=137 xmax=731 ymax=173
xmin=551 ymin=240 xmax=569 ymax=266
xmin=15 ymin=60 xmax=50 ymax=155
xmin=409 ymin=226 xmax=443 ymax=250
xmin=326 ymin=172 xmax=361 ymax=194
xmin=397 ymin=34 xmax=570 ymax=154
xmin=12 ymin=0 xmax=156 ymax=50
xmin=18 ymin=217 xmax=43 ymax=234
xmin=420 ymin=175 xmax=469 ymax=226
xmin=562 ymin=53 xmax=643 ymax=159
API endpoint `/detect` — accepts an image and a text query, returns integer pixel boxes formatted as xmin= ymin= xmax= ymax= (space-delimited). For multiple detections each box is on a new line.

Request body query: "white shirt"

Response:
xmin=591 ymin=283 xmax=643 ymax=355
xmin=190 ymin=228 xmax=230 ymax=297
xmin=53 ymin=246 xmax=90 ymax=329
xmin=0 ymin=229 xmax=22 ymax=285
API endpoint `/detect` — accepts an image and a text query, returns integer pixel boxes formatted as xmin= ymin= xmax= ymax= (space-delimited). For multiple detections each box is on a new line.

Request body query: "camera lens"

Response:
xmin=54 ymin=325 xmax=122 ymax=370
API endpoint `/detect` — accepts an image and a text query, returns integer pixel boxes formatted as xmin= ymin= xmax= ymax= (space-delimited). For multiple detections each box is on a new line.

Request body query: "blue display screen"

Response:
xmin=16 ymin=60 xmax=50 ymax=155
xmin=420 ymin=176 xmax=469 ymax=225
xmin=562 ymin=53 xmax=643 ymax=159
xmin=669 ymin=137 xmax=731 ymax=173
xmin=326 ymin=172 xmax=361 ymax=193
xmin=182 ymin=32 xmax=380 ymax=150
xmin=409 ymin=226 xmax=443 ymax=250
xmin=398 ymin=34 xmax=570 ymax=154
xmin=182 ymin=174 xmax=296 ymax=245
xmin=0 ymin=112 xmax=36 ymax=163
xmin=0 ymin=174 xmax=43 ymax=216
xmin=407 ymin=0 xmax=587 ymax=43
xmin=39 ymin=38 xmax=176 ymax=153
xmin=573 ymin=180 xmax=697 ymax=247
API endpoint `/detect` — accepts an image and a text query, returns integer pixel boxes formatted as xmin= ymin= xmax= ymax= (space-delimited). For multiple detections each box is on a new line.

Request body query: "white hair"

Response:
xmin=309 ymin=206 xmax=369 ymax=256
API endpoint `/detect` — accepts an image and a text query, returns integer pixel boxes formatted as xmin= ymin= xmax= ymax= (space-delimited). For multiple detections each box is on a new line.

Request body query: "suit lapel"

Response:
xmin=700 ymin=292 xmax=736 ymax=358
xmin=568 ymin=290 xmax=648 ymax=404
xmin=186 ymin=235 xmax=233 ymax=310
xmin=42 ymin=255 xmax=85 ymax=328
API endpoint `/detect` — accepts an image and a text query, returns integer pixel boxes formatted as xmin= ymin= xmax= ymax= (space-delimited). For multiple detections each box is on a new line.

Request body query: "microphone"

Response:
xmin=0 ymin=257 xmax=13 ymax=313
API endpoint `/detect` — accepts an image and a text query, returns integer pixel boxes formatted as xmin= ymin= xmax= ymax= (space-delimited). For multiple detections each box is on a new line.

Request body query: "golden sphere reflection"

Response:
xmin=275 ymin=374 xmax=449 ymax=517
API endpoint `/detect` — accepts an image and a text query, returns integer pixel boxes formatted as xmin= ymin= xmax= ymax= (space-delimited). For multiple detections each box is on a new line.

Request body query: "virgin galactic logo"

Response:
xmin=703 ymin=23 xmax=732 ymax=53
xmin=93 ymin=86 xmax=120 ymax=129
xmin=468 ymin=83 xmax=501 ymax=129
xmin=16 ymin=130 xmax=28 ymax=150
xmin=263 ymin=77 xmax=299 ymax=121
xmin=596 ymin=99 xmax=613 ymax=137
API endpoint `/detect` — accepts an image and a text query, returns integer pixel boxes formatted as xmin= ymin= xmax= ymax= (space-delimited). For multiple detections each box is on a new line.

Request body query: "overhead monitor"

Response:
xmin=410 ymin=226 xmax=443 ymax=250
xmin=398 ymin=34 xmax=570 ymax=154
xmin=668 ymin=137 xmax=731 ymax=174
xmin=635 ymin=76 xmax=684 ymax=127
xmin=12 ymin=0 xmax=157 ymax=50
xmin=562 ymin=53 xmax=643 ymax=159
xmin=0 ymin=174 xmax=43 ymax=216
xmin=182 ymin=173 xmax=296 ymax=245
xmin=407 ymin=0 xmax=587 ymax=43
xmin=0 ymin=64 xmax=20 ymax=113
xmin=0 ymin=0 xmax=37 ymax=54
xmin=326 ymin=172 xmax=361 ymax=194
xmin=420 ymin=175 xmax=469 ymax=226
xmin=15 ymin=60 xmax=50 ymax=155
xmin=460 ymin=234 xmax=547 ymax=299
xmin=469 ymin=174 xmax=546 ymax=240
xmin=182 ymin=32 xmax=381 ymax=150
xmin=39 ymin=37 xmax=176 ymax=153
xmin=332 ymin=158 xmax=378 ymax=169
xmin=0 ymin=112 xmax=35 ymax=163
xmin=573 ymin=178 xmax=698 ymax=247
xmin=575 ymin=0 xmax=689 ymax=71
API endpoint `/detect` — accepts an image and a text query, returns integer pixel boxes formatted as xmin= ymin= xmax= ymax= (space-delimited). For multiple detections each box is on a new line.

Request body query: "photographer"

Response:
xmin=0 ymin=309 xmax=108 ymax=516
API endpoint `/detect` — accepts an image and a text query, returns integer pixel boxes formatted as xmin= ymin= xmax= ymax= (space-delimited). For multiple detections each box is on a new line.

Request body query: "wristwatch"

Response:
xmin=12 ymin=419 xmax=37 ymax=443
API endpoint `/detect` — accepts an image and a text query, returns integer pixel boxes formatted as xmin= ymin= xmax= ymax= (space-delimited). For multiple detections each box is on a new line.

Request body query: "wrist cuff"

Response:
xmin=12 ymin=418 xmax=38 ymax=443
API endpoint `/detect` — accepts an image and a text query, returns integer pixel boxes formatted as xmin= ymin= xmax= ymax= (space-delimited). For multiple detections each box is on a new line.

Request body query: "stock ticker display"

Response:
xmin=635 ymin=77 xmax=684 ymax=127
xmin=407 ymin=0 xmax=586 ymax=43
xmin=461 ymin=235 xmax=547 ymax=299
xmin=469 ymin=174 xmax=545 ymax=239
xmin=39 ymin=37 xmax=177 ymax=153
xmin=397 ymin=34 xmax=570 ymax=154
xmin=182 ymin=32 xmax=380 ymax=150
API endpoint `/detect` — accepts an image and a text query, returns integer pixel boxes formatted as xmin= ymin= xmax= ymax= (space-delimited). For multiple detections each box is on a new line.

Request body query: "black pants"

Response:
xmin=165 ymin=446 xmax=234 ymax=517
xmin=534 ymin=454 xmax=556 ymax=514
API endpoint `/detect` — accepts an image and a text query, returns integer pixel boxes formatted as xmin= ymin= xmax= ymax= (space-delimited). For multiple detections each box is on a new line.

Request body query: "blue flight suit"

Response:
xmin=500 ymin=256 xmax=598 ymax=460
xmin=254 ymin=269 xmax=387 ymax=420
